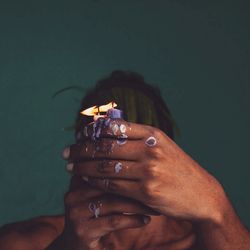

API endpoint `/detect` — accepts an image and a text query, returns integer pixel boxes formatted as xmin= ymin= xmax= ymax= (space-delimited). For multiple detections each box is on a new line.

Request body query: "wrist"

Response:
xmin=200 ymin=181 xmax=232 ymax=228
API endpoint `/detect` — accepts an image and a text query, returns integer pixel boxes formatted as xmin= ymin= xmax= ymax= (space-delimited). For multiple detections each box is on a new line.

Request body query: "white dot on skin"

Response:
xmin=119 ymin=124 xmax=126 ymax=133
xmin=145 ymin=136 xmax=157 ymax=147
xmin=115 ymin=162 xmax=122 ymax=173
xmin=82 ymin=176 xmax=89 ymax=182
xmin=111 ymin=123 xmax=119 ymax=135
xmin=95 ymin=207 xmax=100 ymax=218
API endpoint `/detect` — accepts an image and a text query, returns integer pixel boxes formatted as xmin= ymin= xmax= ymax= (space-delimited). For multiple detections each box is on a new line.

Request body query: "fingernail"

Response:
xmin=143 ymin=216 xmax=150 ymax=224
xmin=62 ymin=147 xmax=70 ymax=159
xmin=66 ymin=163 xmax=74 ymax=172
xmin=82 ymin=176 xmax=89 ymax=182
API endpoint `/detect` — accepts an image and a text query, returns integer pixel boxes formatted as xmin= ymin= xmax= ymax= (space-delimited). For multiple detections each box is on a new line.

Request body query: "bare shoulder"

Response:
xmin=0 ymin=215 xmax=65 ymax=250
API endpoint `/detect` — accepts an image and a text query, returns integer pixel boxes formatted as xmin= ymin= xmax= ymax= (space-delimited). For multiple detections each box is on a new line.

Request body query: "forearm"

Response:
xmin=195 ymin=191 xmax=250 ymax=250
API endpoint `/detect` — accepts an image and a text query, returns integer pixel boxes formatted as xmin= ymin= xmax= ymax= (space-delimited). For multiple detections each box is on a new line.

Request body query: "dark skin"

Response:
xmin=47 ymin=176 xmax=195 ymax=249
xmin=0 ymin=118 xmax=249 ymax=249
xmin=57 ymin=118 xmax=250 ymax=250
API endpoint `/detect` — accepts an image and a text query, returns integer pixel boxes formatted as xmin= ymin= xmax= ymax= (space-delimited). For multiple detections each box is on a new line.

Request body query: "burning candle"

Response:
xmin=80 ymin=102 xmax=128 ymax=156
xmin=80 ymin=102 xmax=123 ymax=120
xmin=106 ymin=108 xmax=123 ymax=119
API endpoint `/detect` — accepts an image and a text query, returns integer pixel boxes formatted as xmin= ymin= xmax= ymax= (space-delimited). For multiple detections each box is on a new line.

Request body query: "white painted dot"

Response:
xmin=145 ymin=136 xmax=157 ymax=147
xmin=115 ymin=162 xmax=123 ymax=173
xmin=119 ymin=124 xmax=127 ymax=133
xmin=111 ymin=123 xmax=119 ymax=135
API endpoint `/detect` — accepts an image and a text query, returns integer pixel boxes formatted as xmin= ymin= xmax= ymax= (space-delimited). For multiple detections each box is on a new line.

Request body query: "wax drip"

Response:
xmin=107 ymin=141 xmax=115 ymax=155
xmin=110 ymin=123 xmax=119 ymax=135
xmin=104 ymin=118 xmax=111 ymax=127
xmin=90 ymin=117 xmax=125 ymax=156
xmin=84 ymin=126 xmax=88 ymax=137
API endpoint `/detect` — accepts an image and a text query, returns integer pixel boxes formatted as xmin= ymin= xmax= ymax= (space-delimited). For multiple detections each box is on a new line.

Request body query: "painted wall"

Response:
xmin=0 ymin=0 xmax=249 ymax=227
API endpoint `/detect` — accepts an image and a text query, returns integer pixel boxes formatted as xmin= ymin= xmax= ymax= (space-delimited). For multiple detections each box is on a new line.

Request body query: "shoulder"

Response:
xmin=0 ymin=215 xmax=64 ymax=250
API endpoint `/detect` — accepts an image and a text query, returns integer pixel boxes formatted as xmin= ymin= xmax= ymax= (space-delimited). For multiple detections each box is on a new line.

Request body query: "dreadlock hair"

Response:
xmin=75 ymin=70 xmax=177 ymax=140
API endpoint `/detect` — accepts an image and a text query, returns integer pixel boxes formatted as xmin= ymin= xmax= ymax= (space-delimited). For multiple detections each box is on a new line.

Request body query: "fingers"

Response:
xmin=64 ymin=185 xmax=104 ymax=206
xmin=78 ymin=118 xmax=154 ymax=140
xmin=68 ymin=204 xmax=151 ymax=249
xmin=86 ymin=177 xmax=141 ymax=201
xmin=74 ymin=214 xmax=150 ymax=247
xmin=72 ymin=160 xmax=142 ymax=180
xmin=64 ymin=139 xmax=146 ymax=162
xmin=90 ymin=214 xmax=150 ymax=239
xmin=67 ymin=194 xmax=158 ymax=220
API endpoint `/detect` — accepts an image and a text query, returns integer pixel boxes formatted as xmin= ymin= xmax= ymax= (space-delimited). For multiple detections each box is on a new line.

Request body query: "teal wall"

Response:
xmin=0 ymin=0 xmax=249 ymax=227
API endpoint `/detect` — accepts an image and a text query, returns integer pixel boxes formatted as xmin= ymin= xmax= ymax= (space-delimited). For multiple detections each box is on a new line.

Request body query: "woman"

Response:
xmin=0 ymin=71 xmax=249 ymax=249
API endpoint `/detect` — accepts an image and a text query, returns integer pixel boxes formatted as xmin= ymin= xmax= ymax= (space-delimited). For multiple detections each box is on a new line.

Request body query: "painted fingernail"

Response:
xmin=143 ymin=216 xmax=150 ymax=224
xmin=62 ymin=147 xmax=70 ymax=159
xmin=66 ymin=163 xmax=74 ymax=172
xmin=82 ymin=176 xmax=89 ymax=182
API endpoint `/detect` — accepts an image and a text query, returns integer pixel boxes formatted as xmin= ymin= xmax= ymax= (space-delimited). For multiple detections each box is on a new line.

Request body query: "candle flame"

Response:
xmin=81 ymin=102 xmax=117 ymax=116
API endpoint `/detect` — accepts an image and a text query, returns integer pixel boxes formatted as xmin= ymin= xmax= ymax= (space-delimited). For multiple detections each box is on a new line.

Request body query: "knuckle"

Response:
xmin=146 ymin=161 xmax=160 ymax=178
xmin=147 ymin=146 xmax=163 ymax=160
xmin=142 ymin=181 xmax=157 ymax=199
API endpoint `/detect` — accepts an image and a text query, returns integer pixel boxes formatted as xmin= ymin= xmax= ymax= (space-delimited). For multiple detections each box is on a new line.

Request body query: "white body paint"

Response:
xmin=119 ymin=124 xmax=126 ymax=133
xmin=145 ymin=136 xmax=157 ymax=147
xmin=111 ymin=123 xmax=119 ymax=135
xmin=88 ymin=202 xmax=101 ymax=218
xmin=114 ymin=162 xmax=122 ymax=173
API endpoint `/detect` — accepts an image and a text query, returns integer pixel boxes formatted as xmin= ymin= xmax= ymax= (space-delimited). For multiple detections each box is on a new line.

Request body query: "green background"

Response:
xmin=0 ymin=0 xmax=249 ymax=227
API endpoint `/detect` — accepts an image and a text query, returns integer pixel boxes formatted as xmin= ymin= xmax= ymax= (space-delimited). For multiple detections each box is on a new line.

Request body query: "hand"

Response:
xmin=64 ymin=118 xmax=227 ymax=224
xmin=53 ymin=176 xmax=155 ymax=250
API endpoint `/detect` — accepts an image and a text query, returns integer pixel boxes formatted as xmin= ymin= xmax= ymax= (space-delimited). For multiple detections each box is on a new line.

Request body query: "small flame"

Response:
xmin=81 ymin=102 xmax=117 ymax=116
